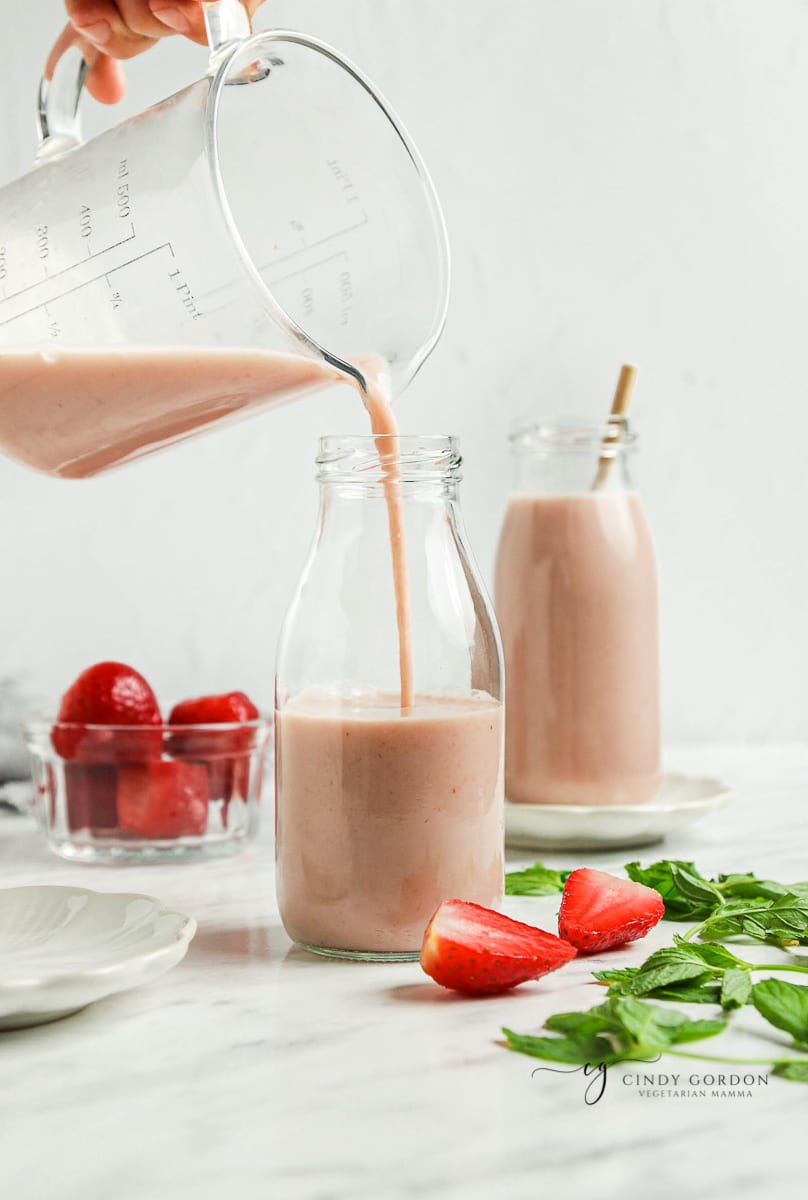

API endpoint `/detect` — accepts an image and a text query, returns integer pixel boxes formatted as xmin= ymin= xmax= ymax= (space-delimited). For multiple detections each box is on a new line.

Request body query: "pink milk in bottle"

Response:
xmin=495 ymin=420 xmax=660 ymax=807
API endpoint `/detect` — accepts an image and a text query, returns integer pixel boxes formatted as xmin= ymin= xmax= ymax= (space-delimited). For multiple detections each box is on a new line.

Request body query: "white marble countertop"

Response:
xmin=1 ymin=745 xmax=806 ymax=1200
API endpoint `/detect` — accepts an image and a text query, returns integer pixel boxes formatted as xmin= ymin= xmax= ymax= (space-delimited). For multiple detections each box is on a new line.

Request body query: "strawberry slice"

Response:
xmin=420 ymin=900 xmax=577 ymax=995
xmin=52 ymin=661 xmax=162 ymax=763
xmin=558 ymin=867 xmax=664 ymax=953
xmin=117 ymin=761 xmax=209 ymax=839
xmin=168 ymin=692 xmax=260 ymax=817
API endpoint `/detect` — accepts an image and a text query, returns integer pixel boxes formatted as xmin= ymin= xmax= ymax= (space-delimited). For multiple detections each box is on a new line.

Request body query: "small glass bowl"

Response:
xmin=24 ymin=716 xmax=271 ymax=864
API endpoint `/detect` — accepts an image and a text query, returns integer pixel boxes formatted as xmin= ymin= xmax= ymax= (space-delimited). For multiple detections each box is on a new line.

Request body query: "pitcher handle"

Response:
xmin=37 ymin=0 xmax=252 ymax=164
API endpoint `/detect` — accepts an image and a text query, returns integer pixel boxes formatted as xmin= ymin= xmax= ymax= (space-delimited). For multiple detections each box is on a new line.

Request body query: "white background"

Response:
xmin=0 ymin=0 xmax=806 ymax=743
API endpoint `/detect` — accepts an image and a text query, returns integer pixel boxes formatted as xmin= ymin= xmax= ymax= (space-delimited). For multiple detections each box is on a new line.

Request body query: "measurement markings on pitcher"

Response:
xmin=262 ymin=213 xmax=368 ymax=271
xmin=0 ymin=240 xmax=175 ymax=329
xmin=0 ymin=225 xmax=137 ymax=307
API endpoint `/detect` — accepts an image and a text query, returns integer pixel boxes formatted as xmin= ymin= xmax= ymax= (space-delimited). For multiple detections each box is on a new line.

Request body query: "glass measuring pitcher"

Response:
xmin=0 ymin=0 xmax=449 ymax=478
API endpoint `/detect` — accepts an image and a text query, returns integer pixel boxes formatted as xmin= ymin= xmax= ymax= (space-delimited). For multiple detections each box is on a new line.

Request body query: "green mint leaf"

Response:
xmin=544 ymin=1008 xmax=620 ymax=1040
xmin=625 ymin=858 xmax=709 ymax=887
xmin=772 ymin=1059 xmax=808 ymax=1082
xmin=612 ymin=993 xmax=710 ymax=1051
xmin=621 ymin=946 xmax=714 ymax=995
xmin=698 ymin=894 xmax=808 ymax=947
xmin=669 ymin=863 xmax=725 ymax=910
xmin=505 ymin=997 xmax=727 ymax=1074
xmin=593 ymin=967 xmax=638 ymax=985
xmin=768 ymin=893 xmax=808 ymax=924
xmin=594 ymin=965 xmax=722 ymax=1003
xmin=504 ymin=860 xmax=568 ymax=897
xmin=643 ymin=983 xmax=724 ymax=1004
xmin=752 ymin=979 xmax=808 ymax=1047
xmin=502 ymin=1028 xmax=620 ymax=1066
xmin=668 ymin=1017 xmax=729 ymax=1044
xmin=672 ymin=935 xmax=751 ymax=970
xmin=720 ymin=968 xmax=753 ymax=1010
xmin=624 ymin=860 xmax=720 ymax=921
xmin=716 ymin=873 xmax=789 ymax=901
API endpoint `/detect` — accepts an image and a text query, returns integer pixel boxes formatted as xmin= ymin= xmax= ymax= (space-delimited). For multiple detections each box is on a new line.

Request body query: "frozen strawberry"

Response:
xmin=117 ymin=761 xmax=209 ymax=839
xmin=168 ymin=691 xmax=259 ymax=743
xmin=420 ymin=899 xmax=577 ymax=995
xmin=52 ymin=662 xmax=162 ymax=762
xmin=168 ymin=691 xmax=260 ymax=816
xmin=64 ymin=763 xmax=118 ymax=832
xmin=558 ymin=867 xmax=664 ymax=954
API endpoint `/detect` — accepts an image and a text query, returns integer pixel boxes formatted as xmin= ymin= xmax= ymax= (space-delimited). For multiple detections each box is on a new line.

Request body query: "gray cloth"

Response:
xmin=0 ymin=677 xmax=34 ymax=782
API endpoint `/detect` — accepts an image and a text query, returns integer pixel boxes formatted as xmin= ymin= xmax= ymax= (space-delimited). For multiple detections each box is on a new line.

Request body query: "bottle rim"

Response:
xmin=509 ymin=417 xmax=638 ymax=455
xmin=316 ymin=434 xmax=462 ymax=482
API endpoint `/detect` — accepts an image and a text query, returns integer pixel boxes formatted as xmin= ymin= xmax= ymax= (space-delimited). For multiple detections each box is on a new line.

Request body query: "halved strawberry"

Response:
xmin=558 ymin=867 xmax=664 ymax=953
xmin=420 ymin=900 xmax=577 ymax=995
xmin=117 ymin=762 xmax=209 ymax=839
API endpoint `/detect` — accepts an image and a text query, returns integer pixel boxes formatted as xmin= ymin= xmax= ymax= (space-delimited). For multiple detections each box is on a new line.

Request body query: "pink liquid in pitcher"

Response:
xmin=495 ymin=491 xmax=660 ymax=806
xmin=275 ymin=692 xmax=504 ymax=954
xmin=0 ymin=345 xmax=339 ymax=479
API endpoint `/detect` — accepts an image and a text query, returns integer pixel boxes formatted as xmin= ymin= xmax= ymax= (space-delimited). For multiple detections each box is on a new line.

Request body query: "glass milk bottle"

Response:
xmin=494 ymin=419 xmax=660 ymax=807
xmin=275 ymin=435 xmax=504 ymax=960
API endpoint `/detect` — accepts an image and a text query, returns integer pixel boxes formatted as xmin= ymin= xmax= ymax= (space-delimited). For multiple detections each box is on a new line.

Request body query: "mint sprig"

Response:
xmin=625 ymin=860 xmax=808 ymax=942
xmin=594 ymin=935 xmax=808 ymax=1008
xmin=686 ymin=895 xmax=808 ymax=948
xmin=504 ymin=996 xmax=727 ymax=1067
xmin=504 ymin=993 xmax=808 ymax=1076
xmin=504 ymin=860 xmax=570 ymax=897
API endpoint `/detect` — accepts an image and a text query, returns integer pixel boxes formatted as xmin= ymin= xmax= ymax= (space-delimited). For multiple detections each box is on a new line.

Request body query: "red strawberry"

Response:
xmin=168 ymin=692 xmax=260 ymax=816
xmin=420 ymin=900 xmax=577 ymax=995
xmin=117 ymin=761 xmax=209 ymax=839
xmin=64 ymin=763 xmax=118 ymax=832
xmin=169 ymin=691 xmax=259 ymax=740
xmin=558 ymin=867 xmax=664 ymax=954
xmin=52 ymin=662 xmax=162 ymax=763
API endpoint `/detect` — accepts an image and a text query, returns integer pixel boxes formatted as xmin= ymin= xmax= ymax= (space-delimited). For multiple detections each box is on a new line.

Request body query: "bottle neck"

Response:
xmin=510 ymin=421 xmax=638 ymax=495
xmin=316 ymin=435 xmax=462 ymax=502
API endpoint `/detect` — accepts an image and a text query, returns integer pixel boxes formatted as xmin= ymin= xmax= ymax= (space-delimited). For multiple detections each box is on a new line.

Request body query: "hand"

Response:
xmin=49 ymin=1 xmax=265 ymax=104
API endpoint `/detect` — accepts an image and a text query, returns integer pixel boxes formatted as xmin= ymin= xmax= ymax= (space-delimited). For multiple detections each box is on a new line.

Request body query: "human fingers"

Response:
xmin=45 ymin=24 xmax=127 ymax=104
xmin=64 ymin=1 xmax=158 ymax=58
xmin=86 ymin=48 xmax=127 ymax=103
xmin=148 ymin=1 xmax=209 ymax=43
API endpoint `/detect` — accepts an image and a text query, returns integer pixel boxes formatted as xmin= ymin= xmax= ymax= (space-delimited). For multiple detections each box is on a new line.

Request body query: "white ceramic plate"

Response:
xmin=505 ymin=772 xmax=732 ymax=852
xmin=0 ymin=885 xmax=196 ymax=1030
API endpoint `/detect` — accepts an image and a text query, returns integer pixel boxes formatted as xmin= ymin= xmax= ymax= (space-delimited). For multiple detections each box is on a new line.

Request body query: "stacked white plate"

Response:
xmin=505 ymin=773 xmax=732 ymax=851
